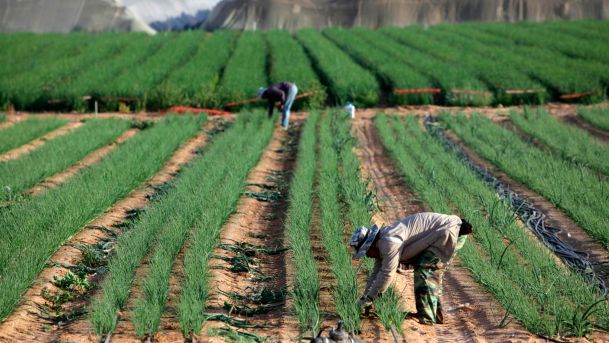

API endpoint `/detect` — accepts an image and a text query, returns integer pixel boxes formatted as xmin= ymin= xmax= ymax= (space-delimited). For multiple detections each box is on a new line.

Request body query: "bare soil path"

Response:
xmin=352 ymin=116 xmax=539 ymax=342
xmin=201 ymin=124 xmax=300 ymax=342
xmin=0 ymin=119 xmax=216 ymax=343
xmin=0 ymin=121 xmax=83 ymax=162
xmin=26 ymin=128 xmax=139 ymax=196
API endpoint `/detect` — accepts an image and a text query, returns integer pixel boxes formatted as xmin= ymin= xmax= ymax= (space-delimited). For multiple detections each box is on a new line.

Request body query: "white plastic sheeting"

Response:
xmin=204 ymin=0 xmax=609 ymax=31
xmin=0 ymin=0 xmax=156 ymax=33
xmin=122 ymin=0 xmax=218 ymax=23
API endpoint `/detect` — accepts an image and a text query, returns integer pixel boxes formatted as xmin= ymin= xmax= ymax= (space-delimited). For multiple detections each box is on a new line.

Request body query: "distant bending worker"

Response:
xmin=258 ymin=82 xmax=298 ymax=129
xmin=350 ymin=212 xmax=473 ymax=325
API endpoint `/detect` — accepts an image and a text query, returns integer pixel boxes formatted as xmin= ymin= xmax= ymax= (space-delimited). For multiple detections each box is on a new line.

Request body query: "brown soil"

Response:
xmin=309 ymin=194 xmax=339 ymax=330
xmin=352 ymin=116 xmax=540 ymax=342
xmin=0 ymin=120 xmax=214 ymax=343
xmin=444 ymin=130 xmax=609 ymax=291
xmin=26 ymin=128 xmax=139 ymax=196
xmin=0 ymin=120 xmax=16 ymax=130
xmin=0 ymin=121 xmax=83 ymax=162
xmin=201 ymin=124 xmax=300 ymax=342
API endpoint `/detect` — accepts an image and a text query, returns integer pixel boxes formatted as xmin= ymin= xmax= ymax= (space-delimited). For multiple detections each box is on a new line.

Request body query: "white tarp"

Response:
xmin=122 ymin=0 xmax=218 ymax=24
xmin=0 ymin=0 xmax=156 ymax=33
xmin=204 ymin=0 xmax=609 ymax=31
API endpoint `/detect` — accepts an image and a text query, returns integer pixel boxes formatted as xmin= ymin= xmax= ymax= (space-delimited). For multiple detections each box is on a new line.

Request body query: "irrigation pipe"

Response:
xmin=425 ymin=116 xmax=607 ymax=296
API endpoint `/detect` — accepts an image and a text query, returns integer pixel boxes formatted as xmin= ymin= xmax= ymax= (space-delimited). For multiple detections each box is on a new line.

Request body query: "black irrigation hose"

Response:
xmin=425 ymin=116 xmax=608 ymax=295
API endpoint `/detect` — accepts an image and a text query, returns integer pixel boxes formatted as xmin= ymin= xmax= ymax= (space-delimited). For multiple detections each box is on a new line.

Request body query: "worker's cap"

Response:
xmin=257 ymin=87 xmax=267 ymax=98
xmin=349 ymin=224 xmax=380 ymax=259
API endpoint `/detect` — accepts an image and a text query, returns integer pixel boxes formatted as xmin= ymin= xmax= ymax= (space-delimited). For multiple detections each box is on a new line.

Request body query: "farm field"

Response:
xmin=1 ymin=20 xmax=609 ymax=113
xmin=0 ymin=102 xmax=608 ymax=342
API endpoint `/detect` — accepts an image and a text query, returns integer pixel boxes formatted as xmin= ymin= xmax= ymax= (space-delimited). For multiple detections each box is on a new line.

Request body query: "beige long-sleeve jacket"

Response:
xmin=363 ymin=212 xmax=462 ymax=299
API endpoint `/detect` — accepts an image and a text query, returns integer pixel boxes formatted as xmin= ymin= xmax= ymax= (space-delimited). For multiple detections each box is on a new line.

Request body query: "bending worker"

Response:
xmin=349 ymin=212 xmax=473 ymax=325
xmin=258 ymin=82 xmax=298 ymax=129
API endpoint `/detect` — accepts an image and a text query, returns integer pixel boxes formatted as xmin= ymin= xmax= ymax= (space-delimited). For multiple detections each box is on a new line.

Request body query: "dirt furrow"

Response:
xmin=0 ymin=120 xmax=16 ymax=130
xmin=310 ymin=198 xmax=339 ymax=329
xmin=353 ymin=117 xmax=538 ymax=342
xmin=201 ymin=125 xmax=299 ymax=342
xmin=26 ymin=128 xmax=139 ymax=196
xmin=0 ymin=121 xmax=213 ymax=343
xmin=0 ymin=121 xmax=83 ymax=162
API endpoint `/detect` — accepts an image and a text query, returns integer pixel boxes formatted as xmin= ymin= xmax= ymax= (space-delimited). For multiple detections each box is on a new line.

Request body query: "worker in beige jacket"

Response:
xmin=349 ymin=212 xmax=473 ymax=324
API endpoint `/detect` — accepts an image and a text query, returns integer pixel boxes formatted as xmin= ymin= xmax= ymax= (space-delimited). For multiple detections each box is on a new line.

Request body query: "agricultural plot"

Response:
xmin=578 ymin=106 xmax=609 ymax=132
xmin=442 ymin=113 xmax=609 ymax=250
xmin=1 ymin=106 xmax=609 ymax=341
xmin=461 ymin=23 xmax=609 ymax=100
xmin=408 ymin=26 xmax=548 ymax=105
xmin=1 ymin=21 xmax=608 ymax=111
xmin=0 ymin=34 xmax=134 ymax=111
xmin=266 ymin=30 xmax=326 ymax=108
xmin=97 ymin=32 xmax=202 ymax=111
xmin=375 ymin=113 xmax=609 ymax=336
xmin=0 ymin=117 xmax=67 ymax=154
xmin=0 ymin=115 xmax=204 ymax=320
xmin=50 ymin=35 xmax=160 ymax=112
xmin=380 ymin=27 xmax=494 ymax=106
xmin=510 ymin=109 xmax=609 ymax=175
xmin=90 ymin=112 xmax=273 ymax=339
xmin=295 ymin=29 xmax=380 ymax=107
xmin=0 ymin=118 xmax=131 ymax=201
xmin=162 ymin=30 xmax=239 ymax=108
xmin=323 ymin=28 xmax=435 ymax=105
xmin=217 ymin=32 xmax=268 ymax=107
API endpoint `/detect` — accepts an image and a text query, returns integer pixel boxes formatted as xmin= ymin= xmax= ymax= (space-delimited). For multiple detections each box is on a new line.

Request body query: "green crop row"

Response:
xmin=540 ymin=21 xmax=609 ymax=45
xmin=442 ymin=113 xmax=609 ymax=249
xmin=0 ymin=115 xmax=204 ymax=321
xmin=578 ymin=106 xmax=609 ymax=132
xmin=0 ymin=33 xmax=60 ymax=80
xmin=1 ymin=34 xmax=133 ymax=111
xmin=380 ymin=27 xmax=493 ymax=106
xmin=97 ymin=32 xmax=202 ymax=112
xmin=266 ymin=30 xmax=326 ymax=109
xmin=50 ymin=35 xmax=160 ymax=112
xmin=486 ymin=22 xmax=609 ymax=68
xmin=90 ymin=112 xmax=273 ymax=339
xmin=331 ymin=112 xmax=405 ymax=333
xmin=462 ymin=23 xmax=608 ymax=100
xmin=375 ymin=113 xmax=608 ymax=336
xmin=295 ymin=29 xmax=379 ymax=107
xmin=454 ymin=25 xmax=602 ymax=101
xmin=0 ymin=118 xmax=131 ymax=201
xmin=349 ymin=28 xmax=489 ymax=106
xmin=177 ymin=112 xmax=274 ymax=337
xmin=217 ymin=31 xmax=268 ymax=107
xmin=285 ymin=111 xmax=321 ymax=333
xmin=317 ymin=112 xmax=361 ymax=332
xmin=323 ymin=28 xmax=434 ymax=106
xmin=406 ymin=25 xmax=548 ymax=105
xmin=0 ymin=117 xmax=68 ymax=154
xmin=510 ymin=109 xmax=609 ymax=175
xmin=163 ymin=30 xmax=239 ymax=108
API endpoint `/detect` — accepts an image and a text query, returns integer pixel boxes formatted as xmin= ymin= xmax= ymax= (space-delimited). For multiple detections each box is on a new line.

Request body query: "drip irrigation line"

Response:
xmin=424 ymin=116 xmax=607 ymax=296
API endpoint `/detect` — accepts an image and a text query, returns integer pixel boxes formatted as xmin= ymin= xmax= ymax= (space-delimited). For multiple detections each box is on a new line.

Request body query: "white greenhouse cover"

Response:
xmin=0 ymin=0 xmax=156 ymax=33
xmin=122 ymin=0 xmax=219 ymax=24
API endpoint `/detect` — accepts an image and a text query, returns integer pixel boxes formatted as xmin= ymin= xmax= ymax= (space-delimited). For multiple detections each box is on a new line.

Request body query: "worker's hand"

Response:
xmin=358 ymin=296 xmax=373 ymax=308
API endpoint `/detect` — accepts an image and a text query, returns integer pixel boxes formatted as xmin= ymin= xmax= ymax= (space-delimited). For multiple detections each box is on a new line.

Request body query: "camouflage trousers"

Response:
xmin=411 ymin=250 xmax=446 ymax=324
